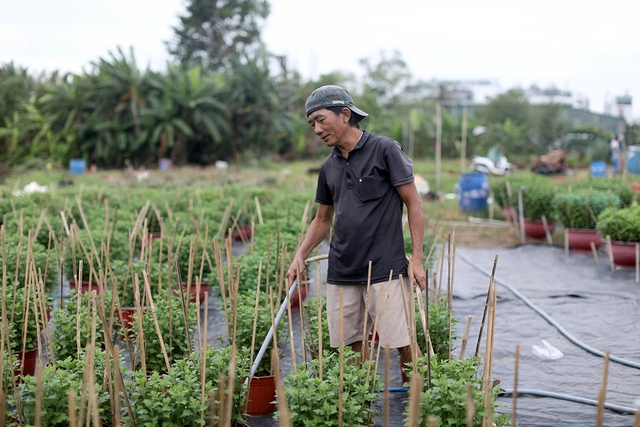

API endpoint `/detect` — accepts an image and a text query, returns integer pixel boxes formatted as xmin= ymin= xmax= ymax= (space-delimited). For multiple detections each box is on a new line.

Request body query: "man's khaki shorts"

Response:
xmin=326 ymin=278 xmax=412 ymax=349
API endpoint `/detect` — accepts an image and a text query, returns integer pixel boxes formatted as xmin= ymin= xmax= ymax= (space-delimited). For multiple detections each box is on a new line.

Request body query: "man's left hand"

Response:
xmin=409 ymin=258 xmax=426 ymax=290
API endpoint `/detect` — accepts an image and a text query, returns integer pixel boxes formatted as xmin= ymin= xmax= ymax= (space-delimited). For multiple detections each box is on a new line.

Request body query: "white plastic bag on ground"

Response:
xmin=532 ymin=339 xmax=564 ymax=360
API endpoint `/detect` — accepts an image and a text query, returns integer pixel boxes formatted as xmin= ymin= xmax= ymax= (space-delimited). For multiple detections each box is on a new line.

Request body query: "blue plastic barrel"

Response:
xmin=159 ymin=157 xmax=172 ymax=171
xmin=590 ymin=161 xmax=606 ymax=177
xmin=459 ymin=172 xmax=489 ymax=212
xmin=627 ymin=146 xmax=640 ymax=174
xmin=68 ymin=158 xmax=86 ymax=175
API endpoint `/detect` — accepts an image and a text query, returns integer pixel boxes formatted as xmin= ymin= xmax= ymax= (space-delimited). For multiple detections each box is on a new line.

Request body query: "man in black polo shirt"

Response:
xmin=287 ymin=85 xmax=426 ymax=382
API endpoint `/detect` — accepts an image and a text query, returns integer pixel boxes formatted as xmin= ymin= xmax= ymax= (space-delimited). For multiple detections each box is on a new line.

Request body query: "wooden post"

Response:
xmin=564 ymin=230 xmax=569 ymax=256
xmin=461 ymin=106 xmax=468 ymax=174
xmin=541 ymin=215 xmax=552 ymax=245
xmin=590 ymin=242 xmax=600 ymax=264
xmin=636 ymin=243 xmax=639 ymax=284
xmin=606 ymin=236 xmax=615 ymax=271
xmin=512 ymin=345 xmax=520 ymax=427
xmin=435 ymin=101 xmax=442 ymax=192
xmin=518 ymin=187 xmax=525 ymax=244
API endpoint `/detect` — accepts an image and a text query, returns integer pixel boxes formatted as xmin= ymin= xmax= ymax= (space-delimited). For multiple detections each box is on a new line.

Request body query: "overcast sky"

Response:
xmin=2 ymin=0 xmax=639 ymax=117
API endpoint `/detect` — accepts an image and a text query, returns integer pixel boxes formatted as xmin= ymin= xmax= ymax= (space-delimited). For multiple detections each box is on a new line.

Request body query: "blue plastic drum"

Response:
xmin=68 ymin=158 xmax=86 ymax=175
xmin=459 ymin=172 xmax=489 ymax=212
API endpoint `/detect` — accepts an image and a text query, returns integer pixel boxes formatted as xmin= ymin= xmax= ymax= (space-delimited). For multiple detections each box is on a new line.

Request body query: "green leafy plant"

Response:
xmin=281 ymin=347 xmax=382 ymax=427
xmin=415 ymin=295 xmax=458 ymax=361
xmin=520 ymin=178 xmax=556 ymax=221
xmin=124 ymin=346 xmax=251 ymax=427
xmin=597 ymin=204 xmax=640 ymax=242
xmin=226 ymin=289 xmax=284 ymax=377
xmin=51 ymin=290 xmax=114 ymax=360
xmin=408 ymin=356 xmax=509 ymax=427
xmin=2 ymin=285 xmax=41 ymax=353
xmin=302 ymin=294 xmax=335 ymax=359
xmin=132 ymin=288 xmax=197 ymax=373
xmin=8 ymin=350 xmax=115 ymax=427
xmin=552 ymin=191 xmax=619 ymax=229
xmin=0 ymin=232 xmax=57 ymax=290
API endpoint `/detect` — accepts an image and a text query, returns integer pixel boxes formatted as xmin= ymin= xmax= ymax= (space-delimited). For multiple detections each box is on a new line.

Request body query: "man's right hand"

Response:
xmin=286 ymin=255 xmax=307 ymax=287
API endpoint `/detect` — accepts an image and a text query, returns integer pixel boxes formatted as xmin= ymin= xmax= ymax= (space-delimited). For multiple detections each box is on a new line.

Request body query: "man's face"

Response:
xmin=307 ymin=108 xmax=350 ymax=147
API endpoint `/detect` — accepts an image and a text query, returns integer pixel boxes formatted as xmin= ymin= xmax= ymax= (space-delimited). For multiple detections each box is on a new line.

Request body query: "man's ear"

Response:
xmin=341 ymin=107 xmax=351 ymax=123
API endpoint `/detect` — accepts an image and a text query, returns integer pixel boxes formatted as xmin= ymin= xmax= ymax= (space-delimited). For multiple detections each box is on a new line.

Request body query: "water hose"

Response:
xmin=249 ymin=254 xmax=328 ymax=379
xmin=456 ymin=250 xmax=640 ymax=370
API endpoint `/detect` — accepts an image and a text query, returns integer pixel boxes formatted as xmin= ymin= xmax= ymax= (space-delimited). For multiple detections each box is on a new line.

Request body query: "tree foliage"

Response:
xmin=167 ymin=0 xmax=270 ymax=70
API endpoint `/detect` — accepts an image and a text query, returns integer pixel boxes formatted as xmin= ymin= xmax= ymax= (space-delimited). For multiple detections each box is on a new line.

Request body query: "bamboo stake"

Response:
xmin=475 ymin=255 xmax=499 ymax=357
xmin=541 ymin=215 xmax=553 ymax=245
xmin=425 ymin=281 xmax=432 ymax=389
xmin=383 ymin=345 xmax=390 ymax=427
xmin=512 ymin=344 xmax=520 ymax=427
xmin=518 ymin=186 xmax=525 ymax=244
xmin=481 ymin=280 xmax=497 ymax=427
xmin=466 ymin=383 xmax=475 ymax=427
xmin=316 ymin=260 xmax=323 ymax=379
xmin=459 ymin=315 xmax=473 ymax=359
xmin=142 ymin=271 xmax=171 ymax=372
xmin=636 ymin=243 xmax=640 ymax=283
xmin=633 ymin=410 xmax=640 ymax=427
xmin=338 ymin=289 xmax=344 ymax=427
xmin=448 ymin=239 xmax=456 ymax=360
xmin=437 ymin=238 xmax=446 ymax=299
xmin=68 ymin=391 xmax=77 ymax=427
xmin=361 ymin=261 xmax=373 ymax=355
xmin=247 ymin=261 xmax=262 ymax=389
xmin=200 ymin=293 xmax=209 ymax=423
xmin=133 ymin=274 xmax=146 ymax=374
xmin=223 ymin=346 xmax=236 ymax=427
xmin=564 ymin=231 xmax=569 ymax=256
xmin=407 ymin=371 xmax=423 ymax=427
xmin=272 ymin=347 xmax=291 ymax=427
xmin=606 ymin=235 xmax=615 ymax=271
xmin=591 ymin=241 xmax=599 ymax=264
xmin=254 ymin=196 xmax=264 ymax=226
xmin=35 ymin=360 xmax=43 ymax=427
xmin=595 ymin=351 xmax=610 ymax=427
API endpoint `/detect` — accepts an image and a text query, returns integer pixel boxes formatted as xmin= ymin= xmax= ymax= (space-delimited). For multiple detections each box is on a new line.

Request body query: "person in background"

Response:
xmin=610 ymin=134 xmax=621 ymax=175
xmin=286 ymin=85 xmax=426 ymax=384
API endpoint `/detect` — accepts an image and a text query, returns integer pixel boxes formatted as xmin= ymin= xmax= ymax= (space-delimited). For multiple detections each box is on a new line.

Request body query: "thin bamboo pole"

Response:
xmin=272 ymin=347 xmax=291 ymax=427
xmin=383 ymin=345 xmax=390 ymax=427
xmin=512 ymin=344 xmax=520 ymax=427
xmin=475 ymin=255 xmax=499 ymax=357
xmin=591 ymin=241 xmax=600 ymax=264
xmin=607 ymin=236 xmax=615 ymax=271
xmin=407 ymin=371 xmax=423 ymax=426
xmin=541 ymin=215 xmax=553 ymax=245
xmin=595 ymin=351 xmax=611 ymax=427
xmin=466 ymin=383 xmax=475 ymax=427
xmin=338 ymin=289 xmax=344 ymax=427
xmin=459 ymin=315 xmax=473 ymax=360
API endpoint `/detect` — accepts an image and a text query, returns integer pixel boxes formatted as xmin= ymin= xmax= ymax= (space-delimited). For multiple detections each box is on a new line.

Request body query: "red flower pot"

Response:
xmin=610 ymin=241 xmax=640 ymax=268
xmin=290 ymin=280 xmax=310 ymax=312
xmin=232 ymin=226 xmax=253 ymax=242
xmin=14 ymin=348 xmax=37 ymax=377
xmin=181 ymin=282 xmax=210 ymax=304
xmin=523 ymin=220 xmax=555 ymax=240
xmin=567 ymin=229 xmax=603 ymax=253
xmin=69 ymin=281 xmax=101 ymax=294
xmin=246 ymin=375 xmax=276 ymax=416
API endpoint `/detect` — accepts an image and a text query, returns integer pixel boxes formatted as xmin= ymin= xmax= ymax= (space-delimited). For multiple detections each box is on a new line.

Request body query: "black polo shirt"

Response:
xmin=315 ymin=130 xmax=414 ymax=285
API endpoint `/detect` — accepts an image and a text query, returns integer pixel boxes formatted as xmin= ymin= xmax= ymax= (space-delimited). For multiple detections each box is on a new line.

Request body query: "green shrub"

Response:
xmin=409 ymin=356 xmax=509 ymax=427
xmin=281 ymin=347 xmax=382 ymax=427
xmin=415 ymin=295 xmax=458 ymax=360
xmin=552 ymin=191 xmax=619 ymax=229
xmin=9 ymin=350 xmax=115 ymax=427
xmin=597 ymin=204 xmax=640 ymax=242
xmin=51 ymin=290 xmax=115 ymax=360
